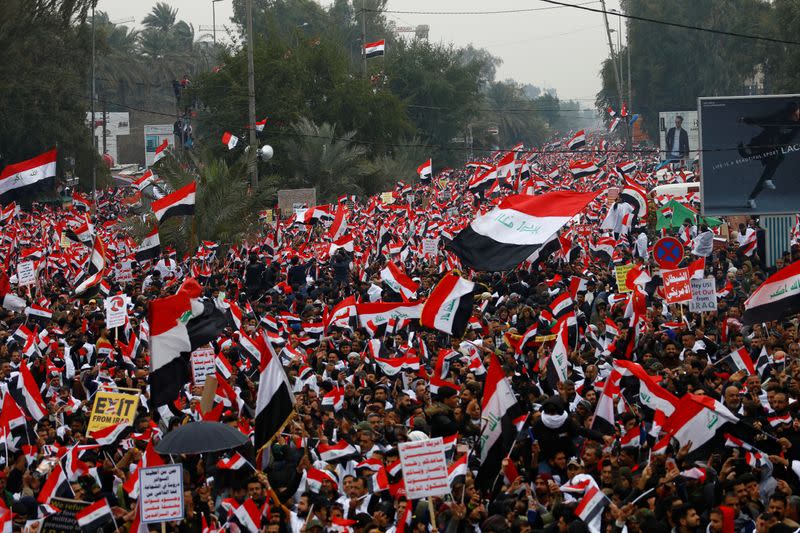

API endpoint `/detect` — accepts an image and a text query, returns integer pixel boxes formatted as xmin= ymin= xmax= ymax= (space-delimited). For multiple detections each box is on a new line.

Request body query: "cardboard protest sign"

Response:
xmin=140 ymin=464 xmax=184 ymax=523
xmin=17 ymin=260 xmax=35 ymax=286
xmin=87 ymin=390 xmax=139 ymax=433
xmin=104 ymin=294 xmax=130 ymax=329
xmin=614 ymin=264 xmax=634 ymax=293
xmin=663 ymin=267 xmax=693 ymax=304
xmin=398 ymin=437 xmax=450 ymax=499
xmin=688 ymin=277 xmax=718 ymax=312
xmin=191 ymin=345 xmax=216 ymax=386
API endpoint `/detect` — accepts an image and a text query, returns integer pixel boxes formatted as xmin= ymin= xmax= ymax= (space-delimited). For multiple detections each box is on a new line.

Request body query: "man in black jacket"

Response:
xmin=665 ymin=115 xmax=690 ymax=162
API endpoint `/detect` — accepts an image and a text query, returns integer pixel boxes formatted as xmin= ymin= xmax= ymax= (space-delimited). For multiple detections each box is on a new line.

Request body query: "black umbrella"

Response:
xmin=155 ymin=421 xmax=248 ymax=455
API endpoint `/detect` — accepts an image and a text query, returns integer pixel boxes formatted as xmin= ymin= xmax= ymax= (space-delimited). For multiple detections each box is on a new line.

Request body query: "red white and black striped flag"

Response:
xmin=743 ymin=260 xmax=800 ymax=325
xmin=364 ymin=39 xmax=385 ymax=58
xmin=446 ymin=191 xmax=599 ymax=271
xmin=73 ymin=237 xmax=106 ymax=295
xmin=474 ymin=352 xmax=524 ymax=489
xmin=417 ymin=159 xmax=432 ymax=181
xmin=0 ymin=149 xmax=57 ymax=202
xmin=254 ymin=332 xmax=294 ymax=451
xmin=566 ymin=130 xmax=586 ymax=150
xmin=151 ymin=181 xmax=196 ymax=224
xmin=421 ymin=272 xmax=475 ymax=337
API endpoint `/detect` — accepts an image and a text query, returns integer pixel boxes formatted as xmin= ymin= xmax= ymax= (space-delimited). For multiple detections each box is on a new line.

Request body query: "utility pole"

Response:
xmin=102 ymin=98 xmax=107 ymax=156
xmin=245 ymin=0 xmax=258 ymax=188
xmin=627 ymin=20 xmax=632 ymax=121
xmin=90 ymin=1 xmax=96 ymax=204
xmin=600 ymin=0 xmax=629 ymax=150
xmin=361 ymin=0 xmax=367 ymax=77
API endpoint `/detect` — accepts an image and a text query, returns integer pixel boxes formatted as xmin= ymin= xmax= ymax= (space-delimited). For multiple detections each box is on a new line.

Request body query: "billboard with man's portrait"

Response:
xmin=699 ymin=94 xmax=800 ymax=216
xmin=659 ymin=111 xmax=698 ymax=163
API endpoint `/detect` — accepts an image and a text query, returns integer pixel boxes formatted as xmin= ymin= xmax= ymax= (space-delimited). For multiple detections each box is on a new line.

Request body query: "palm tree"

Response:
xmin=94 ymin=11 xmax=145 ymax=106
xmin=142 ymin=2 xmax=178 ymax=32
xmin=280 ymin=118 xmax=372 ymax=201
xmin=126 ymin=149 xmax=278 ymax=255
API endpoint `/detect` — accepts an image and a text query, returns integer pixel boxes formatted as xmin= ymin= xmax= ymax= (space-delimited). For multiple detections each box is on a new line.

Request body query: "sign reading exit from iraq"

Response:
xmin=87 ymin=389 xmax=140 ymax=432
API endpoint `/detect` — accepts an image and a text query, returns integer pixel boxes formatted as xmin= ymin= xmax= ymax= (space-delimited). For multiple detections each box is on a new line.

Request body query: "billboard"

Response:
xmin=699 ymin=95 xmax=800 ymax=215
xmin=144 ymin=124 xmax=175 ymax=168
xmin=659 ymin=111 xmax=698 ymax=162
xmin=277 ymin=188 xmax=316 ymax=218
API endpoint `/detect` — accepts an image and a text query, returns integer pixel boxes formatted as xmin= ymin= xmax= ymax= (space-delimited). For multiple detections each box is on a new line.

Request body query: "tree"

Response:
xmin=0 ymin=0 xmax=100 ymax=191
xmin=597 ymin=0 xmax=770 ymax=140
xmin=128 ymin=149 xmax=278 ymax=255
xmin=279 ymin=118 xmax=372 ymax=201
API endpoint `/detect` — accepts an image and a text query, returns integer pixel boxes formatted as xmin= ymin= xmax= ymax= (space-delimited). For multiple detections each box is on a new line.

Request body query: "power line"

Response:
xmin=537 ymin=0 xmax=800 ymax=45
xmin=369 ymin=1 xmax=600 ymax=16
xmin=372 ymin=1 xmax=800 ymax=46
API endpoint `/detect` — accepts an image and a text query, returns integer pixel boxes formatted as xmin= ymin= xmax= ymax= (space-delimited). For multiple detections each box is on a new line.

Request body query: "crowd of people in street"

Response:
xmin=2 ymin=132 xmax=800 ymax=533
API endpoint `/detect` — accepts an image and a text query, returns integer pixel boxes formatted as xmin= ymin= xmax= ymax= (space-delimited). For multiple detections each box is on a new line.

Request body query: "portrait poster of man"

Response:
xmin=699 ymin=95 xmax=800 ymax=215
xmin=659 ymin=111 xmax=698 ymax=164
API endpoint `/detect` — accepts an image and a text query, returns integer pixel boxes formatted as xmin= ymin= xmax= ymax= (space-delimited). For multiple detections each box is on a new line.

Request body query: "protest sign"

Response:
xmin=614 ymin=263 xmax=634 ymax=293
xmin=380 ymin=192 xmax=395 ymax=205
xmin=104 ymin=294 xmax=130 ymax=329
xmin=422 ymin=238 xmax=439 ymax=257
xmin=689 ymin=277 xmax=718 ymax=313
xmin=17 ymin=260 xmax=35 ymax=286
xmin=41 ymin=497 xmax=108 ymax=533
xmin=398 ymin=437 xmax=450 ymax=499
xmin=115 ymin=261 xmax=134 ymax=283
xmin=191 ymin=345 xmax=216 ymax=386
xmin=87 ymin=390 xmax=139 ymax=433
xmin=663 ymin=267 xmax=693 ymax=304
xmin=140 ymin=464 xmax=184 ymax=523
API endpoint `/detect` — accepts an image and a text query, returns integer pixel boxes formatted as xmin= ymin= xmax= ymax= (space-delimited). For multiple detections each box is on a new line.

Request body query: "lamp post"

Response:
xmin=212 ymin=0 xmax=223 ymax=44
xmin=245 ymin=0 xmax=258 ymax=188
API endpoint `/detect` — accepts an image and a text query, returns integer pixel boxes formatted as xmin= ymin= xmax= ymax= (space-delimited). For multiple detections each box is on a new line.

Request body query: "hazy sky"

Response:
xmin=98 ymin=0 xmax=622 ymax=104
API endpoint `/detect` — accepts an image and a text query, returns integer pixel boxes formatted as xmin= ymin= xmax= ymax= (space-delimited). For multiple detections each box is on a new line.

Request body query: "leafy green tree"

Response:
xmin=597 ymin=0 xmax=770 ymax=140
xmin=0 ymin=0 xmax=100 ymax=192
xmin=128 ymin=149 xmax=278 ymax=254
xmin=279 ymin=118 xmax=372 ymax=201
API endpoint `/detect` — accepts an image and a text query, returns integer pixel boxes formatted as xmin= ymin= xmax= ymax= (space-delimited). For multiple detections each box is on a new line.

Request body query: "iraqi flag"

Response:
xmin=574 ymin=484 xmax=607 ymax=533
xmin=133 ymin=169 xmax=156 ymax=190
xmin=568 ymin=160 xmax=598 ymax=178
xmin=448 ymin=453 xmax=469 ymax=488
xmin=255 ymin=118 xmax=267 ymax=132
xmin=73 ymin=237 xmax=106 ymax=295
xmin=317 ymin=440 xmax=358 ymax=463
xmin=356 ymin=302 xmax=423 ymax=330
xmin=417 ymin=159 xmax=432 ymax=181
xmin=420 ymin=272 xmax=475 ymax=337
xmin=743 ymin=260 xmax=800 ymax=325
xmin=328 ymin=207 xmax=348 ymax=240
xmin=566 ymin=130 xmax=586 ymax=150
xmin=663 ymin=393 xmax=738 ymax=454
xmin=88 ymin=422 xmax=128 ymax=445
xmin=726 ymin=346 xmax=756 ymax=375
xmin=11 ymin=363 xmax=48 ymax=421
xmin=446 ymin=191 xmax=599 ymax=271
xmin=619 ymin=177 xmax=648 ymax=220
xmin=153 ymin=139 xmax=169 ymax=164
xmin=364 ymin=39 xmax=385 ymax=58
xmin=151 ymin=181 xmax=196 ymax=224
xmin=149 ymin=278 xmax=230 ymax=406
xmin=217 ymin=452 xmax=251 ymax=471
xmin=613 ymin=360 xmax=678 ymax=415
xmin=37 ymin=462 xmax=70 ymax=503
xmin=0 ymin=149 xmax=57 ymax=202
xmin=475 ymin=352 xmax=524 ymax=489
xmin=222 ymin=132 xmax=239 ymax=150
xmin=380 ymin=262 xmax=419 ymax=299
xmin=76 ymin=498 xmax=114 ymax=531
xmin=135 ymin=227 xmax=161 ymax=262
xmin=254 ymin=332 xmax=295 ymax=451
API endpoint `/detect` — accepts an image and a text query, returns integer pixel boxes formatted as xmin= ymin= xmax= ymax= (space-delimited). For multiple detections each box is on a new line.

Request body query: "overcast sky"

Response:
xmin=98 ymin=0 xmax=622 ymax=104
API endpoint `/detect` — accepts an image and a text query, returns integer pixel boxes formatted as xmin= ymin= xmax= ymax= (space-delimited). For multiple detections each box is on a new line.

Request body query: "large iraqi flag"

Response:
xmin=743 ymin=260 xmax=800 ymax=325
xmin=0 ymin=149 xmax=57 ymax=202
xmin=446 ymin=191 xmax=600 ymax=271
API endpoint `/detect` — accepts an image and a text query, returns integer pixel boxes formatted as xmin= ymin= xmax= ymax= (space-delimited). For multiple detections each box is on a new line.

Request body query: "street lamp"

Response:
xmin=212 ymin=0 xmax=223 ymax=44
xmin=294 ymin=22 xmax=309 ymax=48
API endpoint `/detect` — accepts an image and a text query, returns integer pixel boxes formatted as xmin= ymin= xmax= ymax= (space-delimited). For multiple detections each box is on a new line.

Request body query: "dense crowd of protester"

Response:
xmin=2 ymin=139 xmax=800 ymax=533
